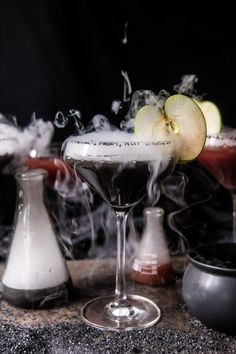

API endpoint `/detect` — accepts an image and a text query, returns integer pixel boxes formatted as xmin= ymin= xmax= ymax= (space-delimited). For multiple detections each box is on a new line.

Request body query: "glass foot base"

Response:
xmin=81 ymin=294 xmax=161 ymax=331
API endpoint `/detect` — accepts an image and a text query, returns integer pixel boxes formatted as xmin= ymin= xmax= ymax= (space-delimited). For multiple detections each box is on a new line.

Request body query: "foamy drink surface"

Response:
xmin=64 ymin=131 xmax=175 ymax=210
xmin=63 ymin=131 xmax=174 ymax=162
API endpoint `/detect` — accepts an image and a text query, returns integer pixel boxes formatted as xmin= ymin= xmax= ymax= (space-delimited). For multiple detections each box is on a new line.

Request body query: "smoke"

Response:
xmin=54 ymin=109 xmax=84 ymax=134
xmin=54 ymin=108 xmax=120 ymax=136
xmin=160 ymin=166 xmax=217 ymax=255
xmin=0 ymin=73 xmax=222 ymax=309
xmin=121 ymin=70 xmax=132 ymax=102
xmin=121 ymin=21 xmax=128 ymax=44
xmin=173 ymin=74 xmax=198 ymax=96
xmin=1 ymin=73 xmax=212 ymax=265
xmin=120 ymin=88 xmax=169 ymax=133
xmin=0 ymin=113 xmax=81 ymax=264
xmin=48 ymin=155 xmax=117 ymax=260
xmin=0 ymin=112 xmax=54 ymax=173
xmin=51 ymin=77 xmax=181 ymax=262
xmin=54 ymin=71 xmax=169 ymax=134
xmin=51 ymin=171 xmax=140 ymax=263
xmin=173 ymin=73 xmax=205 ymax=101
xmin=147 ymin=157 xmax=173 ymax=206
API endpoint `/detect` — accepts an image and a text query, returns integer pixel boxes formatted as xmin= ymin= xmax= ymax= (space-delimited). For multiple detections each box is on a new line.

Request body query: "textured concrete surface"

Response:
xmin=0 ymin=258 xmax=236 ymax=353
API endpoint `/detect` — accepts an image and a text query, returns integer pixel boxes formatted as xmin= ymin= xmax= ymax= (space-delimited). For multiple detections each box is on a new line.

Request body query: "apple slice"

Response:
xmin=134 ymin=105 xmax=173 ymax=143
xmin=134 ymin=94 xmax=207 ymax=163
xmin=164 ymin=94 xmax=206 ymax=162
xmin=134 ymin=105 xmax=165 ymax=138
xmin=196 ymin=100 xmax=222 ymax=135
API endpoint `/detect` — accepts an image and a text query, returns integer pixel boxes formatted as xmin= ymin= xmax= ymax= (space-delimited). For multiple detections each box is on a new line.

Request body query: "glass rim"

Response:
xmin=207 ymin=126 xmax=236 ymax=140
xmin=207 ymin=134 xmax=236 ymax=140
xmin=64 ymin=139 xmax=173 ymax=146
xmin=206 ymin=133 xmax=236 ymax=147
xmin=16 ymin=168 xmax=48 ymax=180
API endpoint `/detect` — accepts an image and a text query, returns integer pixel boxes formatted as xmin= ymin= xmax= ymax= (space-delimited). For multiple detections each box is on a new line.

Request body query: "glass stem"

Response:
xmin=232 ymin=192 xmax=236 ymax=242
xmin=114 ymin=211 xmax=129 ymax=304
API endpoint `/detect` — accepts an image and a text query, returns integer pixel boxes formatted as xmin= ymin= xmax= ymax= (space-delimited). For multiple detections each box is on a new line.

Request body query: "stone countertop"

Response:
xmin=0 ymin=258 xmax=236 ymax=353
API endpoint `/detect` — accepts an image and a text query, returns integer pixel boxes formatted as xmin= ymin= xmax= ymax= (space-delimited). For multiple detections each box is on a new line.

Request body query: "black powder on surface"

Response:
xmin=0 ymin=259 xmax=235 ymax=353
xmin=0 ymin=317 xmax=235 ymax=354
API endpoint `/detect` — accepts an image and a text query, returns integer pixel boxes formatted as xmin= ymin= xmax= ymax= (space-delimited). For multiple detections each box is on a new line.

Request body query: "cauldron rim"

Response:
xmin=187 ymin=242 xmax=236 ymax=275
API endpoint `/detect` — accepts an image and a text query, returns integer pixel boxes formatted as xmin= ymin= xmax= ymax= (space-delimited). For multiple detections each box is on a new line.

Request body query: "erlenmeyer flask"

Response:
xmin=1 ymin=169 xmax=71 ymax=308
xmin=131 ymin=207 xmax=173 ymax=286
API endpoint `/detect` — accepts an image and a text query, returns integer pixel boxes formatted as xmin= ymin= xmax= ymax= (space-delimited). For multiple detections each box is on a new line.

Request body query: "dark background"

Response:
xmin=0 ymin=1 xmax=235 ymax=250
xmin=0 ymin=1 xmax=235 ymax=133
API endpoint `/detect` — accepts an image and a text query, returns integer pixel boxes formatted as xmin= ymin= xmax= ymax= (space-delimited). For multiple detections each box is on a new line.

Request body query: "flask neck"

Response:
xmin=138 ymin=207 xmax=169 ymax=258
xmin=145 ymin=213 xmax=163 ymax=234
xmin=16 ymin=169 xmax=47 ymax=207
xmin=19 ymin=178 xmax=44 ymax=206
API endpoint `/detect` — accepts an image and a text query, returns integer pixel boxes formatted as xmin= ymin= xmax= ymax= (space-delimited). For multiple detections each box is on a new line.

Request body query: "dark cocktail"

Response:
xmin=65 ymin=141 xmax=174 ymax=210
xmin=63 ymin=130 xmax=175 ymax=330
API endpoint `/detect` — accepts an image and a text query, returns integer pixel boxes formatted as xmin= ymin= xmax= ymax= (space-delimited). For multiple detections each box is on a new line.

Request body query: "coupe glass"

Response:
xmin=63 ymin=132 xmax=176 ymax=330
xmin=198 ymin=129 xmax=236 ymax=242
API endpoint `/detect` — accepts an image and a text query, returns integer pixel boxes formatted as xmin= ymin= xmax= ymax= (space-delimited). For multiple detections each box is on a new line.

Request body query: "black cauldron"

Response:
xmin=182 ymin=242 xmax=236 ymax=334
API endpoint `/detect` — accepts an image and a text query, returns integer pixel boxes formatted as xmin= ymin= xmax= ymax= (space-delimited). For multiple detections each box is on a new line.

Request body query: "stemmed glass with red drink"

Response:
xmin=198 ymin=128 xmax=236 ymax=242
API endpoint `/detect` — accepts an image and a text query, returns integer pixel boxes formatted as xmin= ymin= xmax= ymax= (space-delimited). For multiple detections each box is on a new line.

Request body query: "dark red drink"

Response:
xmin=25 ymin=157 xmax=74 ymax=187
xmin=25 ymin=143 xmax=75 ymax=187
xmin=131 ymin=261 xmax=173 ymax=286
xmin=198 ymin=146 xmax=236 ymax=191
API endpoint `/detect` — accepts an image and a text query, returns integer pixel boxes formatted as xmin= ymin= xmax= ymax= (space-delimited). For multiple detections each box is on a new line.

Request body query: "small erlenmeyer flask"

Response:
xmin=131 ymin=207 xmax=173 ymax=286
xmin=1 ymin=169 xmax=71 ymax=308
